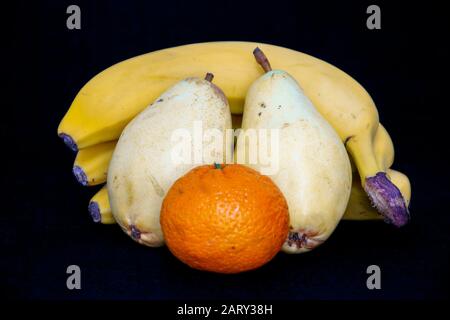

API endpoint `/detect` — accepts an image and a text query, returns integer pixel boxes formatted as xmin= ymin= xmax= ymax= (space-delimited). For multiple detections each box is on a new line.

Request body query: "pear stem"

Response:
xmin=253 ymin=47 xmax=272 ymax=72
xmin=205 ymin=73 xmax=214 ymax=82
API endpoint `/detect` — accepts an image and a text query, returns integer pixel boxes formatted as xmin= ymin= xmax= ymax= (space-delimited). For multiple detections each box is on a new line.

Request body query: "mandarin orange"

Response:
xmin=160 ymin=164 xmax=289 ymax=273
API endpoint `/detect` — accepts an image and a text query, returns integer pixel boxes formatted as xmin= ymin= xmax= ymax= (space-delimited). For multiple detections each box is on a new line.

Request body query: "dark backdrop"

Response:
xmin=4 ymin=0 xmax=450 ymax=300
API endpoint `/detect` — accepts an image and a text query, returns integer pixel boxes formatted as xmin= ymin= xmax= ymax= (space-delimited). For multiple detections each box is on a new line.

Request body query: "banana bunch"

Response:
xmin=59 ymin=42 xmax=410 ymax=226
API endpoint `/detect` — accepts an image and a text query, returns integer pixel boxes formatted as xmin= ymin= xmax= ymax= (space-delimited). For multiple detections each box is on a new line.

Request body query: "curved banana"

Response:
xmin=59 ymin=42 xmax=377 ymax=148
xmin=88 ymin=185 xmax=116 ymax=224
xmin=58 ymin=42 xmax=409 ymax=226
xmin=73 ymin=141 xmax=116 ymax=186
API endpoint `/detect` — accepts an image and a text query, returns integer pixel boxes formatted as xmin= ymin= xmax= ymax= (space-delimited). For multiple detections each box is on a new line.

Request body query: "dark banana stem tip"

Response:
xmin=73 ymin=166 xmax=88 ymax=186
xmin=364 ymin=172 xmax=410 ymax=227
xmin=59 ymin=133 xmax=78 ymax=152
xmin=88 ymin=201 xmax=101 ymax=223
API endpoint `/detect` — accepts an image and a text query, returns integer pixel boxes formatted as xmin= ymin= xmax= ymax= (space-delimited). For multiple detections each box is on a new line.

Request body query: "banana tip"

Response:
xmin=365 ymin=172 xmax=410 ymax=227
xmin=73 ymin=166 xmax=88 ymax=186
xmin=58 ymin=133 xmax=78 ymax=152
xmin=88 ymin=201 xmax=101 ymax=223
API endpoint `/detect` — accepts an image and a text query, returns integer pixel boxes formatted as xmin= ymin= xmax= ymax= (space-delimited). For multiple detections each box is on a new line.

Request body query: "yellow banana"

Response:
xmin=57 ymin=42 xmax=379 ymax=148
xmin=88 ymin=185 xmax=116 ymax=224
xmin=343 ymin=169 xmax=411 ymax=220
xmin=58 ymin=42 xmax=409 ymax=226
xmin=73 ymin=141 xmax=116 ymax=186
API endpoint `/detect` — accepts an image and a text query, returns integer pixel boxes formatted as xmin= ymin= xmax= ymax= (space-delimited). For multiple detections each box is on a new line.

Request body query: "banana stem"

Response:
xmin=364 ymin=172 xmax=410 ymax=227
xmin=205 ymin=73 xmax=214 ymax=82
xmin=59 ymin=133 xmax=78 ymax=152
xmin=88 ymin=201 xmax=102 ymax=223
xmin=253 ymin=47 xmax=272 ymax=72
xmin=73 ymin=166 xmax=89 ymax=186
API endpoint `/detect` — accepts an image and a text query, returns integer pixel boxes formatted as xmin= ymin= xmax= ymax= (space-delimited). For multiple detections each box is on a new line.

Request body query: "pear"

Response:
xmin=108 ymin=73 xmax=232 ymax=246
xmin=237 ymin=48 xmax=352 ymax=253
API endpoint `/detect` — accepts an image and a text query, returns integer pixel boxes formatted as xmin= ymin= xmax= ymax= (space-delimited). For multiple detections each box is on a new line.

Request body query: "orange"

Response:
xmin=160 ymin=164 xmax=289 ymax=274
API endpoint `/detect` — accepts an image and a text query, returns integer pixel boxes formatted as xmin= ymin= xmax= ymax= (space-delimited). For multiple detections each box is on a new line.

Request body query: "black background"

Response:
xmin=4 ymin=0 xmax=450 ymax=300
